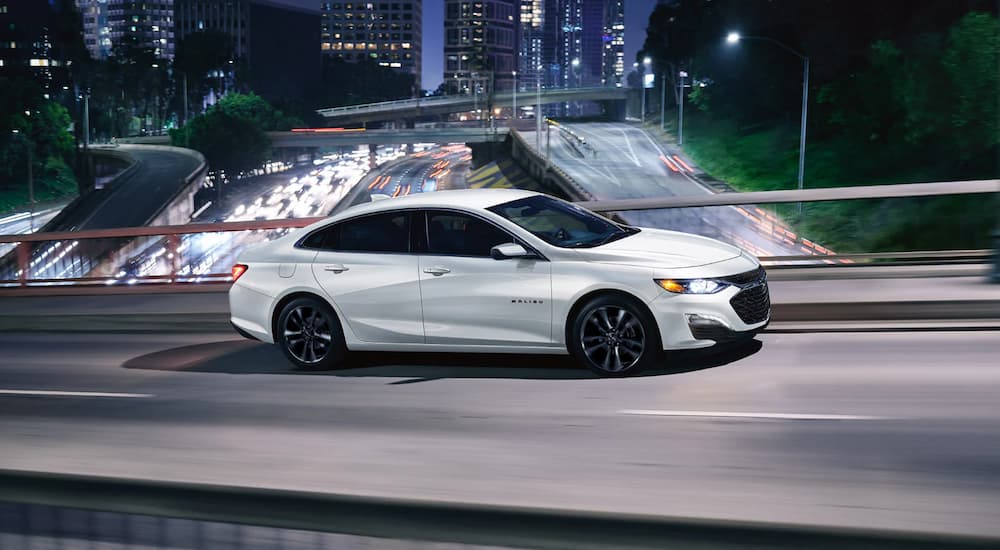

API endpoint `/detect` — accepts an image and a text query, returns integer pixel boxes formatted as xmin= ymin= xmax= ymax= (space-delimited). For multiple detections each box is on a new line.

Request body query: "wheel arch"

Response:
xmin=563 ymin=288 xmax=661 ymax=352
xmin=270 ymin=290 xmax=339 ymax=344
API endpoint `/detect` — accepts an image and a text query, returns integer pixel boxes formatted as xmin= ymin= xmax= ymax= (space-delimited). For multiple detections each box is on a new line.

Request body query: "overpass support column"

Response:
xmin=402 ymin=119 xmax=416 ymax=153
xmin=368 ymin=144 xmax=378 ymax=170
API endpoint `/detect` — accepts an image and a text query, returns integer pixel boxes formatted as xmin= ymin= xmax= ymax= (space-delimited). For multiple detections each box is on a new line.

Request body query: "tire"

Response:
xmin=569 ymin=294 xmax=661 ymax=377
xmin=275 ymin=296 xmax=348 ymax=370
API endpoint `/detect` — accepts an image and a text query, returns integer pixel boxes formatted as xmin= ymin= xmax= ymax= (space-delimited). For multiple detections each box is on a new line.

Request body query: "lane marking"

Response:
xmin=0 ymin=389 xmax=154 ymax=399
xmin=620 ymin=410 xmax=886 ymax=421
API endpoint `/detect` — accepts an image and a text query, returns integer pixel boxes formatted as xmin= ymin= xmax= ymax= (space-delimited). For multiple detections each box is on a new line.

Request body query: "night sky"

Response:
xmin=274 ymin=0 xmax=657 ymax=90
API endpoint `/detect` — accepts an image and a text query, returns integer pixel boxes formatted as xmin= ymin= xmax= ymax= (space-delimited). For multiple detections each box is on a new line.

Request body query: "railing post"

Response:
xmin=16 ymin=241 xmax=29 ymax=287
xmin=166 ymin=234 xmax=180 ymax=283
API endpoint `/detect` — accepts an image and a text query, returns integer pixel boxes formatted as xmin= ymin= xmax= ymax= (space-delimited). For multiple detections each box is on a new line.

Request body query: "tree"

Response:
xmin=941 ymin=12 xmax=999 ymax=159
xmin=213 ymin=93 xmax=303 ymax=131
xmin=0 ymin=78 xmax=78 ymax=204
xmin=172 ymin=109 xmax=270 ymax=180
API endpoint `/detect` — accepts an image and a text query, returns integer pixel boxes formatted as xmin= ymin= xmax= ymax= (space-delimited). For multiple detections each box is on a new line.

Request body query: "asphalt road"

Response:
xmin=76 ymin=145 xmax=202 ymax=230
xmin=520 ymin=123 xmax=805 ymax=257
xmin=364 ymin=146 xmax=470 ymax=200
xmin=1 ymin=330 xmax=999 ymax=538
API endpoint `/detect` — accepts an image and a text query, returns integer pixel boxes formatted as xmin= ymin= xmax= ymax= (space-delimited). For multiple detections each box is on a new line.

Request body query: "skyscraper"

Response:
xmin=602 ymin=0 xmax=624 ymax=87
xmin=174 ymin=0 xmax=320 ymax=104
xmin=320 ymin=0 xmax=422 ymax=90
xmin=518 ymin=0 xmax=544 ymax=89
xmin=0 ymin=1 xmax=71 ymax=91
xmin=78 ymin=0 xmax=175 ymax=60
xmin=77 ymin=0 xmax=112 ymax=59
xmin=174 ymin=0 xmax=251 ymax=60
xmin=444 ymin=0 xmax=517 ymax=95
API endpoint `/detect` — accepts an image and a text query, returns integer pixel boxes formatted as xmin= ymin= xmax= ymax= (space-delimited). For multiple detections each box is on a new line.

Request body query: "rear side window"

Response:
xmin=301 ymin=211 xmax=411 ymax=253
xmin=425 ymin=211 xmax=513 ymax=257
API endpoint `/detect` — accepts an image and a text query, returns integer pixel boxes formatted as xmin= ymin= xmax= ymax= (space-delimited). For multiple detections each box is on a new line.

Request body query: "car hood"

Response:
xmin=574 ymin=228 xmax=743 ymax=268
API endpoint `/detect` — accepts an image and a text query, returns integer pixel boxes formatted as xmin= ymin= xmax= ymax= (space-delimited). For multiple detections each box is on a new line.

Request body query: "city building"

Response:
xmin=174 ymin=0 xmax=251 ymax=60
xmin=77 ymin=0 xmax=112 ymax=59
xmin=174 ymin=0 xmax=320 ymax=104
xmin=320 ymin=0 xmax=422 ymax=90
xmin=444 ymin=0 xmax=517 ymax=95
xmin=0 ymin=0 xmax=72 ymax=92
xmin=78 ymin=0 xmax=175 ymax=60
xmin=518 ymin=0 xmax=544 ymax=89
xmin=602 ymin=0 xmax=624 ymax=87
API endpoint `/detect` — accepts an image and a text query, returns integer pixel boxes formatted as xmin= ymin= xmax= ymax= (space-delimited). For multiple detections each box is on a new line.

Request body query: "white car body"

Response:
xmin=230 ymin=189 xmax=768 ymax=368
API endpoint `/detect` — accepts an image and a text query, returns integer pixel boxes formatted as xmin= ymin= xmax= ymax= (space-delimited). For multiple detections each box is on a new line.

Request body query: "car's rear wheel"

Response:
xmin=276 ymin=297 xmax=347 ymax=370
xmin=569 ymin=295 xmax=661 ymax=377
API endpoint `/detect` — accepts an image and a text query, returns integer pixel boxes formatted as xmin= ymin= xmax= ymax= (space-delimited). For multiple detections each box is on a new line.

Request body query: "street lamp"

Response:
xmin=512 ymin=70 xmax=517 ymax=122
xmin=726 ymin=31 xmax=809 ymax=209
xmin=640 ymin=57 xmax=651 ymax=124
xmin=536 ymin=64 xmax=544 ymax=150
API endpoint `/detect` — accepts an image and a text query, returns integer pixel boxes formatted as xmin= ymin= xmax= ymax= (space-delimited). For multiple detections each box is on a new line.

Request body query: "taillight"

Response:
xmin=232 ymin=264 xmax=248 ymax=282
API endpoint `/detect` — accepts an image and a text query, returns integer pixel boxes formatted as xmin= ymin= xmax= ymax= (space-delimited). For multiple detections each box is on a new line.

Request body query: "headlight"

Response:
xmin=656 ymin=278 xmax=728 ymax=294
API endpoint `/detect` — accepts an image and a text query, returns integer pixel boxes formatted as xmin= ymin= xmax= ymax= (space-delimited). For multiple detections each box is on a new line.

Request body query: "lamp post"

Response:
xmin=678 ymin=70 xmax=687 ymax=145
xmin=571 ymin=58 xmax=581 ymax=116
xmin=536 ymin=65 xmax=544 ymax=150
xmin=512 ymin=70 xmax=517 ymax=122
xmin=639 ymin=57 xmax=651 ymax=124
xmin=727 ymin=31 xmax=809 ymax=211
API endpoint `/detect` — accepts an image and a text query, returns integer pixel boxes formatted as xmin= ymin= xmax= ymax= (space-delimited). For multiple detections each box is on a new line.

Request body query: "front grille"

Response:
xmin=720 ymin=267 xmax=766 ymax=287
xmin=730 ymin=283 xmax=770 ymax=324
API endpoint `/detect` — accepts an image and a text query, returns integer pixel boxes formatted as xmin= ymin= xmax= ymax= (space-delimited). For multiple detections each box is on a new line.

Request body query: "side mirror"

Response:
xmin=491 ymin=243 xmax=534 ymax=260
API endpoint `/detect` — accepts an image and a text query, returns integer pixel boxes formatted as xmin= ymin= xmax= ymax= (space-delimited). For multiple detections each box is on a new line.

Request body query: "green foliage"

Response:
xmin=686 ymin=86 xmax=712 ymax=113
xmin=172 ymin=109 xmax=271 ymax=179
xmin=170 ymin=93 xmax=297 ymax=178
xmin=651 ymin=6 xmax=999 ymax=253
xmin=0 ymin=78 xmax=79 ymax=211
xmin=213 ymin=93 xmax=303 ymax=131
xmin=941 ymin=13 xmax=999 ymax=157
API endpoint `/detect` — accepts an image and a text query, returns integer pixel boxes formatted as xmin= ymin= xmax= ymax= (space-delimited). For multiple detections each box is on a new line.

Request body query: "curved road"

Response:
xmin=522 ymin=123 xmax=808 ymax=257
xmin=74 ymin=145 xmax=203 ymax=230
xmin=0 ymin=329 xmax=999 ymax=538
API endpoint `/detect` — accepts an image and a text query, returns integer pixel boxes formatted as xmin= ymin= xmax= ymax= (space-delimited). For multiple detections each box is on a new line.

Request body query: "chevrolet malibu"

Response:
xmin=229 ymin=189 xmax=769 ymax=376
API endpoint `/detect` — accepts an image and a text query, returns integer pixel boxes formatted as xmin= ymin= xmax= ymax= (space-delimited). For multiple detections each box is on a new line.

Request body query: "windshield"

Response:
xmin=487 ymin=195 xmax=639 ymax=248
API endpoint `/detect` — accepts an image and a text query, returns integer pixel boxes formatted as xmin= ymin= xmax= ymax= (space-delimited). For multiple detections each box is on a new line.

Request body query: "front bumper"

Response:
xmin=649 ymin=276 xmax=770 ymax=350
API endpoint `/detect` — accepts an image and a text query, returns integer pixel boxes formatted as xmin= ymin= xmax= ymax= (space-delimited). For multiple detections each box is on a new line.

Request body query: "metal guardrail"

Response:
xmin=0 ymin=469 xmax=994 ymax=550
xmin=579 ymin=179 xmax=999 ymax=211
xmin=316 ymin=87 xmax=626 ymax=117
xmin=0 ymin=180 xmax=997 ymax=291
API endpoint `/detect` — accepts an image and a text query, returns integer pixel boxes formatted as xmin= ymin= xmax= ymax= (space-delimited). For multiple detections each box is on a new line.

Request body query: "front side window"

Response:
xmin=301 ymin=211 xmax=410 ymax=253
xmin=487 ymin=195 xmax=638 ymax=248
xmin=425 ymin=211 xmax=513 ymax=257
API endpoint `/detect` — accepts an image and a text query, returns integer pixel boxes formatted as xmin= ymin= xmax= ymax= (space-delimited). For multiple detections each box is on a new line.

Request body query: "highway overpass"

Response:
xmin=121 ymin=127 xmax=509 ymax=148
xmin=315 ymin=86 xmax=629 ymax=125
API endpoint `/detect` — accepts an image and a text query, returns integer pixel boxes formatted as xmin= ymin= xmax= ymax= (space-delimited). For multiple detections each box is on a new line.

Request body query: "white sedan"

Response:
xmin=229 ymin=189 xmax=769 ymax=376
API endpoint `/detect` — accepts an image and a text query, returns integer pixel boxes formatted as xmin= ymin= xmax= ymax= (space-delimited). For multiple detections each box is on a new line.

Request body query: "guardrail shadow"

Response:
xmin=121 ymin=339 xmax=762 ymax=381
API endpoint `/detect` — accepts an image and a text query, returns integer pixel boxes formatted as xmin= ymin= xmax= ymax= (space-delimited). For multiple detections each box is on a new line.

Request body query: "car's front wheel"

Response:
xmin=569 ymin=295 xmax=661 ymax=377
xmin=276 ymin=297 xmax=347 ymax=370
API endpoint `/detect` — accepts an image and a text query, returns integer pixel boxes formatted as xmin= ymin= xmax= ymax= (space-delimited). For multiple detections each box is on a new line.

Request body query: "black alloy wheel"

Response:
xmin=276 ymin=297 xmax=347 ymax=370
xmin=570 ymin=295 xmax=661 ymax=377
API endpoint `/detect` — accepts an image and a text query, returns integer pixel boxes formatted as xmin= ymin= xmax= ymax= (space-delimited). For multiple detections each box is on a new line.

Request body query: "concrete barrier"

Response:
xmin=0 ymin=469 xmax=994 ymax=550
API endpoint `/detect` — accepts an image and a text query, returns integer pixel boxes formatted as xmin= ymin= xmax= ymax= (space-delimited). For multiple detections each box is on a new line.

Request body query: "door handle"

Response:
xmin=324 ymin=264 xmax=349 ymax=273
xmin=422 ymin=266 xmax=451 ymax=276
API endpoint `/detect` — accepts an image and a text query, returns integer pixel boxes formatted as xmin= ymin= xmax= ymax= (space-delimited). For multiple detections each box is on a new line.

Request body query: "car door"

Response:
xmin=308 ymin=210 xmax=424 ymax=343
xmin=417 ymin=209 xmax=552 ymax=346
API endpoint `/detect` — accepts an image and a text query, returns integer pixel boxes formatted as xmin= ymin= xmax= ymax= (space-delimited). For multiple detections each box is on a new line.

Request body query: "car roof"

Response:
xmin=338 ymin=188 xmax=542 ymax=218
